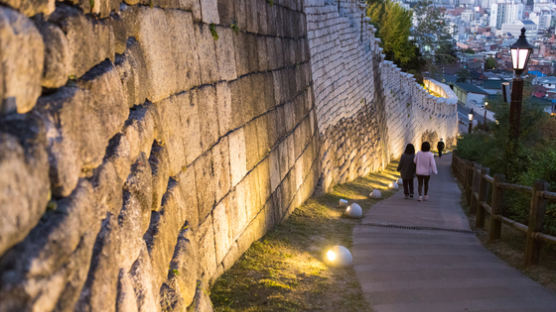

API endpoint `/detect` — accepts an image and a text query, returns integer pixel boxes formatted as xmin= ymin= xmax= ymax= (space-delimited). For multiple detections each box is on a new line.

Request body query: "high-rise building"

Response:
xmin=489 ymin=0 xmax=524 ymax=29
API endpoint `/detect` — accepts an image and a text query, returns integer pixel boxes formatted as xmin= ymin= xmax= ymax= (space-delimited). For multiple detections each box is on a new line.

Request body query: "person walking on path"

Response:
xmin=414 ymin=141 xmax=437 ymax=201
xmin=396 ymin=144 xmax=416 ymax=199
xmin=437 ymin=138 xmax=445 ymax=158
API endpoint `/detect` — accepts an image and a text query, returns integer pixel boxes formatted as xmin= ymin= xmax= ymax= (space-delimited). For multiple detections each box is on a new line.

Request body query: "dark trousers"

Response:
xmin=438 ymin=149 xmax=443 ymax=158
xmin=402 ymin=178 xmax=414 ymax=196
xmin=417 ymin=175 xmax=431 ymax=196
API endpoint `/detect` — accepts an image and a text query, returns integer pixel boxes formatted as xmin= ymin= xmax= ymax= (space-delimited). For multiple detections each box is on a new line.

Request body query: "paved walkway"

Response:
xmin=353 ymin=153 xmax=556 ymax=312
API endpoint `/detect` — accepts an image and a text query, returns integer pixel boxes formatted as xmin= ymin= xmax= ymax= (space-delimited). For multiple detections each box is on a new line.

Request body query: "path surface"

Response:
xmin=353 ymin=153 xmax=556 ymax=312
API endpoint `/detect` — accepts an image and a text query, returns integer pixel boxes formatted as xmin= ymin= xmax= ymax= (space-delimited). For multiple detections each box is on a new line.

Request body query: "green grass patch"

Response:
xmin=210 ymin=162 xmax=400 ymax=311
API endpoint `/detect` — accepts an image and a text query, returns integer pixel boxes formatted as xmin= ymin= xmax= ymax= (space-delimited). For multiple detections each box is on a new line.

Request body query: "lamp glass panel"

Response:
xmin=518 ymin=48 xmax=528 ymax=69
xmin=511 ymin=49 xmax=518 ymax=69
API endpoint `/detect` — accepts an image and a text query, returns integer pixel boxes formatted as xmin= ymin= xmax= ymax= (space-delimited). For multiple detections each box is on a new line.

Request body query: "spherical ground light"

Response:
xmin=338 ymin=198 xmax=348 ymax=207
xmin=324 ymin=245 xmax=353 ymax=267
xmin=389 ymin=181 xmax=399 ymax=190
xmin=369 ymin=189 xmax=382 ymax=199
xmin=344 ymin=203 xmax=362 ymax=218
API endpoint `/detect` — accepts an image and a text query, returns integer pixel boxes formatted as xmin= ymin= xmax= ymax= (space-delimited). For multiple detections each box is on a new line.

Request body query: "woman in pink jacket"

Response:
xmin=414 ymin=141 xmax=438 ymax=201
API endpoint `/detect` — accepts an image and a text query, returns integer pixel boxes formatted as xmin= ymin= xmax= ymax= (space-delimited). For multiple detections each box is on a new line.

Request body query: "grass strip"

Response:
xmin=210 ymin=162 xmax=400 ymax=311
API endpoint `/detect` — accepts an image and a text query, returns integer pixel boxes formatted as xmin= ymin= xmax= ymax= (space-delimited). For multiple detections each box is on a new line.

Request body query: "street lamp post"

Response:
xmin=468 ymin=109 xmax=474 ymax=134
xmin=483 ymin=101 xmax=488 ymax=129
xmin=509 ymin=28 xmax=533 ymax=141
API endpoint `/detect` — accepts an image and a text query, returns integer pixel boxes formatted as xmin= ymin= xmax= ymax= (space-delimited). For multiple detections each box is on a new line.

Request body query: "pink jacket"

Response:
xmin=414 ymin=151 xmax=437 ymax=176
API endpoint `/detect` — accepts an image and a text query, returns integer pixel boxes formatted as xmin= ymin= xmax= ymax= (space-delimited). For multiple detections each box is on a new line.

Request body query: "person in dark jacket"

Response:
xmin=437 ymin=138 xmax=445 ymax=158
xmin=397 ymin=144 xmax=416 ymax=199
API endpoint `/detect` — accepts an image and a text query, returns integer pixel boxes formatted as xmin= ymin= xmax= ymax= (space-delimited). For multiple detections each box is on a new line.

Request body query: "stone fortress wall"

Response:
xmin=0 ymin=0 xmax=457 ymax=311
xmin=304 ymin=0 xmax=458 ymax=191
xmin=0 ymin=0 xmax=319 ymax=310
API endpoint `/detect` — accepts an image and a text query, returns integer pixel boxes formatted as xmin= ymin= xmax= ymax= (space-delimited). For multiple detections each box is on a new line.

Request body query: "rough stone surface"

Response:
xmin=0 ymin=0 xmax=457 ymax=311
xmin=0 ymin=117 xmax=49 ymax=256
xmin=0 ymin=0 xmax=54 ymax=17
xmin=0 ymin=7 xmax=43 ymax=114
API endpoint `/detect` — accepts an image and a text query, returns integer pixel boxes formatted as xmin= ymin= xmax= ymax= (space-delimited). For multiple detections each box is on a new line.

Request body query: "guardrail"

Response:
xmin=452 ymin=154 xmax=556 ymax=266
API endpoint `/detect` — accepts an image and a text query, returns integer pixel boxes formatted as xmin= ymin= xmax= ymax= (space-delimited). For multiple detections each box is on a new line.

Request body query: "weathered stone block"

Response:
xmin=269 ymin=148 xmax=281 ymax=193
xmin=195 ymin=23 xmax=219 ymax=85
xmin=216 ymin=82 xmax=232 ymax=137
xmin=232 ymin=31 xmax=249 ymax=77
xmin=116 ymin=38 xmax=149 ymax=108
xmin=200 ymin=0 xmax=219 ymax=24
xmin=196 ymin=215 xmax=217 ymax=280
xmin=116 ymin=271 xmax=139 ymax=312
xmin=212 ymin=199 xmax=231 ymax=264
xmin=217 ymin=0 xmax=235 ymax=25
xmin=176 ymin=164 xmax=199 ymax=230
xmin=214 ymin=27 xmax=237 ymax=81
xmin=194 ymin=151 xmax=217 ymax=224
xmin=0 ymin=0 xmax=54 ymax=16
xmin=129 ymin=246 xmax=161 ymax=312
xmin=36 ymin=21 xmax=70 ymax=89
xmin=228 ymin=127 xmax=247 ymax=187
xmin=125 ymin=7 xmax=200 ymax=102
xmin=165 ymin=227 xmax=198 ymax=308
xmin=212 ymin=137 xmax=231 ymax=204
xmin=146 ymin=178 xmax=187 ymax=289
xmin=228 ymin=187 xmax=247 ymax=241
xmin=154 ymin=92 xmax=202 ymax=175
xmin=37 ymin=61 xmax=127 ymax=197
xmin=0 ymin=7 xmax=43 ymax=114
xmin=194 ymin=85 xmax=219 ymax=151
xmin=0 ymin=180 xmax=101 ymax=311
xmin=0 ymin=120 xmax=49 ymax=256
xmin=49 ymin=5 xmax=117 ymax=79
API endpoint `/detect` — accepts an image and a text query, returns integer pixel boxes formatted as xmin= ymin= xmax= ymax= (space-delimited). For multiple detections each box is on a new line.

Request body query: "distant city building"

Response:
xmin=489 ymin=0 xmax=524 ymax=30
xmin=501 ymin=20 xmax=537 ymax=39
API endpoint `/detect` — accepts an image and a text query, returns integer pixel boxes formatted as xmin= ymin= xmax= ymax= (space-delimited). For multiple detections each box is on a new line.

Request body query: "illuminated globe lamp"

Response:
xmin=338 ymin=198 xmax=349 ymax=208
xmin=389 ymin=181 xmax=399 ymax=190
xmin=369 ymin=189 xmax=382 ymax=199
xmin=509 ymin=27 xmax=534 ymax=142
xmin=344 ymin=203 xmax=363 ymax=218
xmin=324 ymin=245 xmax=353 ymax=267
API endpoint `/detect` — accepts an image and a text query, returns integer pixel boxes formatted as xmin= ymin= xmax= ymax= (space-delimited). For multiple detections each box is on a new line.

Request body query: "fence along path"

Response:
xmin=352 ymin=153 xmax=556 ymax=312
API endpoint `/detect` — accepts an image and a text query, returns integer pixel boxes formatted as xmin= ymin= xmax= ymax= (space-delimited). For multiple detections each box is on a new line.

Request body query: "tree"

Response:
xmin=484 ymin=57 xmax=497 ymax=70
xmin=366 ymin=0 xmax=423 ymax=75
xmin=411 ymin=0 xmax=457 ymax=74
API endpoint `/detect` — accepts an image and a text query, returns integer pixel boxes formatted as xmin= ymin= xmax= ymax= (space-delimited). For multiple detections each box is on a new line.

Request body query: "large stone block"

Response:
xmin=48 ymin=5 xmax=118 ymax=80
xmin=211 ymin=199 xmax=231 ymax=264
xmin=0 ymin=117 xmax=49 ymax=256
xmin=116 ymin=38 xmax=149 ymax=108
xmin=0 ymin=7 xmax=43 ymax=114
xmin=0 ymin=180 xmax=101 ymax=311
xmin=196 ymin=215 xmax=217 ymax=281
xmin=194 ymin=85 xmax=218 ymax=151
xmin=125 ymin=7 xmax=200 ymax=102
xmin=166 ymin=228 xmax=198 ymax=308
xmin=217 ymin=0 xmax=234 ymax=25
xmin=36 ymin=60 xmax=128 ymax=197
xmin=200 ymin=0 xmax=219 ymax=24
xmin=145 ymin=178 xmax=189 ymax=289
xmin=214 ymin=26 xmax=237 ymax=81
xmin=195 ymin=23 xmax=219 ymax=85
xmin=216 ymin=82 xmax=232 ymax=137
xmin=212 ymin=137 xmax=231 ymax=204
xmin=154 ymin=92 xmax=202 ymax=175
xmin=0 ymin=0 xmax=54 ymax=16
xmin=228 ymin=128 xmax=247 ymax=187
xmin=129 ymin=246 xmax=161 ymax=312
xmin=36 ymin=21 xmax=70 ymax=89
xmin=194 ymin=151 xmax=217 ymax=224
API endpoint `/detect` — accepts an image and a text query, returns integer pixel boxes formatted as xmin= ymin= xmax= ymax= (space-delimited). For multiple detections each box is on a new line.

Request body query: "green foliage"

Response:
xmin=210 ymin=23 xmax=219 ymax=40
xmin=89 ymin=0 xmax=95 ymax=11
xmin=462 ymin=48 xmax=475 ymax=54
xmin=230 ymin=21 xmax=239 ymax=33
xmin=484 ymin=57 xmax=497 ymax=70
xmin=266 ymin=0 xmax=274 ymax=6
xmin=456 ymin=97 xmax=556 ymax=234
xmin=366 ymin=0 xmax=423 ymax=74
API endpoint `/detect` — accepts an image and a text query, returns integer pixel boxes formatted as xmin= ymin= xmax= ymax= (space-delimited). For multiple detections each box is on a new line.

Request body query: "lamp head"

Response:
xmin=468 ymin=109 xmax=474 ymax=121
xmin=510 ymin=28 xmax=533 ymax=76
